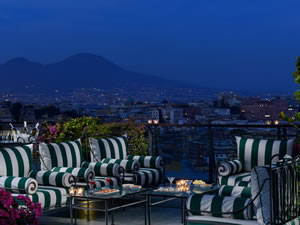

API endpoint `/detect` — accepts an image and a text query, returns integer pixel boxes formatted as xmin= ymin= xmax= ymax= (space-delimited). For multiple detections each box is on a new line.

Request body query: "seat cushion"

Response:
xmin=39 ymin=140 xmax=83 ymax=170
xmin=187 ymin=194 xmax=253 ymax=220
xmin=124 ymin=168 xmax=163 ymax=186
xmin=89 ymin=136 xmax=128 ymax=161
xmin=187 ymin=215 xmax=259 ymax=225
xmin=236 ymin=136 xmax=294 ymax=171
xmin=218 ymin=172 xmax=251 ymax=187
xmin=0 ymin=145 xmax=33 ymax=177
xmin=13 ymin=186 xmax=69 ymax=209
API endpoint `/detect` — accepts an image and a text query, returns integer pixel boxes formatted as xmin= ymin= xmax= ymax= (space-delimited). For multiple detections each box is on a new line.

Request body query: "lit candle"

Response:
xmin=148 ymin=120 xmax=153 ymax=124
xmin=69 ymin=187 xmax=75 ymax=196
xmin=77 ymin=188 xmax=83 ymax=196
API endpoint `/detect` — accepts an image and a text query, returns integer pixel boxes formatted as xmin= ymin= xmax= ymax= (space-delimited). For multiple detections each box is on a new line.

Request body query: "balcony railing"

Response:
xmin=147 ymin=123 xmax=298 ymax=183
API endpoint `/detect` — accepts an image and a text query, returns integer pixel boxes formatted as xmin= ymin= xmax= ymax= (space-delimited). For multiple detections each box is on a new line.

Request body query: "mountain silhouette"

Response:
xmin=0 ymin=53 xmax=188 ymax=92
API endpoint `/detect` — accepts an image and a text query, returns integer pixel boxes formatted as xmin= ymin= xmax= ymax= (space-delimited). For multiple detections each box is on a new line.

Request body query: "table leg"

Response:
xmin=111 ymin=199 xmax=115 ymax=225
xmin=70 ymin=196 xmax=73 ymax=225
xmin=87 ymin=197 xmax=90 ymax=222
xmin=148 ymin=196 xmax=152 ymax=225
xmin=105 ymin=199 xmax=109 ymax=225
xmin=145 ymin=195 xmax=148 ymax=225
xmin=181 ymin=198 xmax=184 ymax=223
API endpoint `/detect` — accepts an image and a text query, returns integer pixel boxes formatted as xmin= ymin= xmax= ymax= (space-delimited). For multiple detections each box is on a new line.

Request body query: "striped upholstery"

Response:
xmin=219 ymin=185 xmax=251 ymax=198
xmin=124 ymin=168 xmax=162 ymax=186
xmin=0 ymin=145 xmax=33 ymax=177
xmin=51 ymin=167 xmax=94 ymax=182
xmin=0 ymin=176 xmax=38 ymax=194
xmin=218 ymin=172 xmax=251 ymax=187
xmin=81 ymin=161 xmax=121 ymax=177
xmin=29 ymin=170 xmax=74 ymax=188
xmin=14 ymin=186 xmax=69 ymax=209
xmin=89 ymin=136 xmax=128 ymax=161
xmin=127 ymin=155 xmax=163 ymax=169
xmin=218 ymin=160 xmax=243 ymax=176
xmin=236 ymin=136 xmax=295 ymax=171
xmin=39 ymin=139 xmax=83 ymax=171
xmin=101 ymin=158 xmax=140 ymax=173
xmin=285 ymin=217 xmax=300 ymax=225
xmin=187 ymin=194 xmax=253 ymax=220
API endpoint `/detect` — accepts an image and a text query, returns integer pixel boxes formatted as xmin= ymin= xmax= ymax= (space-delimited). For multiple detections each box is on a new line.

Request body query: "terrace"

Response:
xmin=0 ymin=121 xmax=299 ymax=225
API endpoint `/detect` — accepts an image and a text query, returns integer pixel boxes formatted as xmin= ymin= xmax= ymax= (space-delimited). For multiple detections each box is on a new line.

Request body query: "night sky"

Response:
xmin=0 ymin=0 xmax=300 ymax=93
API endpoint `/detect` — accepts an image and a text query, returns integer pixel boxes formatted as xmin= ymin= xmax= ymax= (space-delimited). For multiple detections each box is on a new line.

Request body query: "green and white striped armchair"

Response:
xmin=89 ymin=135 xmax=164 ymax=186
xmin=38 ymin=139 xmax=123 ymax=188
xmin=0 ymin=145 xmax=74 ymax=209
xmin=217 ymin=136 xmax=295 ymax=187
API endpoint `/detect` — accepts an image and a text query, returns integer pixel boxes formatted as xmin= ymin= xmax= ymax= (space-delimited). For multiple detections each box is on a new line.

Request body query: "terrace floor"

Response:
xmin=40 ymin=197 xmax=182 ymax=225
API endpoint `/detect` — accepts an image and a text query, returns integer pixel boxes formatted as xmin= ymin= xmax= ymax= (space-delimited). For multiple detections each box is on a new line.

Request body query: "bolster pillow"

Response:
xmin=218 ymin=159 xmax=243 ymax=176
xmin=0 ymin=176 xmax=38 ymax=195
xmin=29 ymin=170 xmax=74 ymax=188
xmin=81 ymin=161 xmax=121 ymax=177
xmin=126 ymin=155 xmax=163 ymax=169
xmin=101 ymin=158 xmax=140 ymax=173
xmin=51 ymin=167 xmax=94 ymax=182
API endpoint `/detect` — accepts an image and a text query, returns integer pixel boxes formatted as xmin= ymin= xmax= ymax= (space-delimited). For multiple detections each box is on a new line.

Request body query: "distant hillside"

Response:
xmin=0 ymin=53 xmax=192 ymax=92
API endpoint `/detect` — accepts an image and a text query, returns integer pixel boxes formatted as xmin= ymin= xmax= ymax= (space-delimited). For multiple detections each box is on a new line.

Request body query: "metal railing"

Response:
xmin=147 ymin=123 xmax=298 ymax=183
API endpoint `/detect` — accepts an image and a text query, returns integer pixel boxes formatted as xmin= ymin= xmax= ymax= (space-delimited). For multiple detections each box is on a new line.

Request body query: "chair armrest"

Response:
xmin=51 ymin=167 xmax=94 ymax=182
xmin=0 ymin=175 xmax=38 ymax=194
xmin=126 ymin=155 xmax=163 ymax=169
xmin=217 ymin=159 xmax=243 ymax=176
xmin=29 ymin=170 xmax=74 ymax=188
xmin=81 ymin=161 xmax=122 ymax=178
xmin=101 ymin=158 xmax=140 ymax=173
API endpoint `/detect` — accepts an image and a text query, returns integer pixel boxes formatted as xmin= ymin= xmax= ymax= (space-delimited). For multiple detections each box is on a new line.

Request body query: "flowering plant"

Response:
xmin=0 ymin=188 xmax=42 ymax=225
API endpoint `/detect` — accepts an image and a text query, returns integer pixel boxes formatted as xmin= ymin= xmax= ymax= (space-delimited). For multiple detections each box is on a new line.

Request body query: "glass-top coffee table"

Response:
xmin=145 ymin=185 xmax=219 ymax=225
xmin=70 ymin=187 xmax=150 ymax=225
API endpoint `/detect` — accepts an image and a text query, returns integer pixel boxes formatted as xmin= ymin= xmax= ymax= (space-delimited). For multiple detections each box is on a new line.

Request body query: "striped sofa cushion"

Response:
xmin=101 ymin=158 xmax=140 ymax=173
xmin=285 ymin=217 xmax=300 ymax=225
xmin=124 ymin=168 xmax=163 ymax=186
xmin=219 ymin=185 xmax=251 ymax=198
xmin=0 ymin=145 xmax=33 ymax=177
xmin=81 ymin=161 xmax=121 ymax=177
xmin=89 ymin=136 xmax=128 ymax=161
xmin=29 ymin=170 xmax=74 ymax=188
xmin=14 ymin=186 xmax=69 ymax=209
xmin=218 ymin=160 xmax=243 ymax=176
xmin=127 ymin=155 xmax=163 ymax=169
xmin=236 ymin=136 xmax=294 ymax=171
xmin=187 ymin=194 xmax=253 ymax=220
xmin=51 ymin=167 xmax=94 ymax=182
xmin=218 ymin=172 xmax=251 ymax=187
xmin=39 ymin=139 xmax=83 ymax=171
xmin=0 ymin=176 xmax=38 ymax=194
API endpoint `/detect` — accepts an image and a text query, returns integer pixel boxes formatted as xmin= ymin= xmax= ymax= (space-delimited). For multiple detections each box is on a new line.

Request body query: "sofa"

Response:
xmin=217 ymin=136 xmax=295 ymax=187
xmin=186 ymin=153 xmax=300 ymax=225
xmin=89 ymin=135 xmax=164 ymax=186
xmin=0 ymin=144 xmax=74 ymax=210
xmin=38 ymin=139 xmax=123 ymax=188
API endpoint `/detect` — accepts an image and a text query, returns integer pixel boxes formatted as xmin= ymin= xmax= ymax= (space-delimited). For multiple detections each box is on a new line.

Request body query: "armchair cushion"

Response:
xmin=0 ymin=145 xmax=33 ymax=177
xmin=219 ymin=185 xmax=251 ymax=198
xmin=39 ymin=140 xmax=83 ymax=171
xmin=236 ymin=136 xmax=295 ymax=171
xmin=51 ymin=167 xmax=94 ymax=182
xmin=187 ymin=194 xmax=253 ymax=220
xmin=0 ymin=176 xmax=38 ymax=194
xmin=15 ymin=186 xmax=69 ymax=209
xmin=218 ymin=160 xmax=243 ymax=176
xmin=89 ymin=136 xmax=128 ymax=161
xmin=126 ymin=155 xmax=163 ymax=169
xmin=101 ymin=158 xmax=140 ymax=173
xmin=124 ymin=168 xmax=163 ymax=186
xmin=81 ymin=161 xmax=121 ymax=177
xmin=218 ymin=172 xmax=251 ymax=187
xmin=29 ymin=170 xmax=74 ymax=188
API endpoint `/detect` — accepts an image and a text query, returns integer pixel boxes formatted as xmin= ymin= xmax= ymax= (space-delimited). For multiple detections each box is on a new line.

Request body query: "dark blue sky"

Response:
xmin=0 ymin=0 xmax=300 ymax=93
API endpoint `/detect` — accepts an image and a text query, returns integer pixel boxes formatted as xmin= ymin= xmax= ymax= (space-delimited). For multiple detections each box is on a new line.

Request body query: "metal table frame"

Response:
xmin=70 ymin=188 xmax=149 ymax=225
xmin=145 ymin=186 xmax=219 ymax=225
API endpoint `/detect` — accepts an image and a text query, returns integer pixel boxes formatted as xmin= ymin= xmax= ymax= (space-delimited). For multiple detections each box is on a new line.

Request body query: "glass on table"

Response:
xmin=167 ymin=177 xmax=175 ymax=190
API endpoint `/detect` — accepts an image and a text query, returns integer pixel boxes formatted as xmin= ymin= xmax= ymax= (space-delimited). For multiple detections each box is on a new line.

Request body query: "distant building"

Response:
xmin=162 ymin=108 xmax=184 ymax=124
